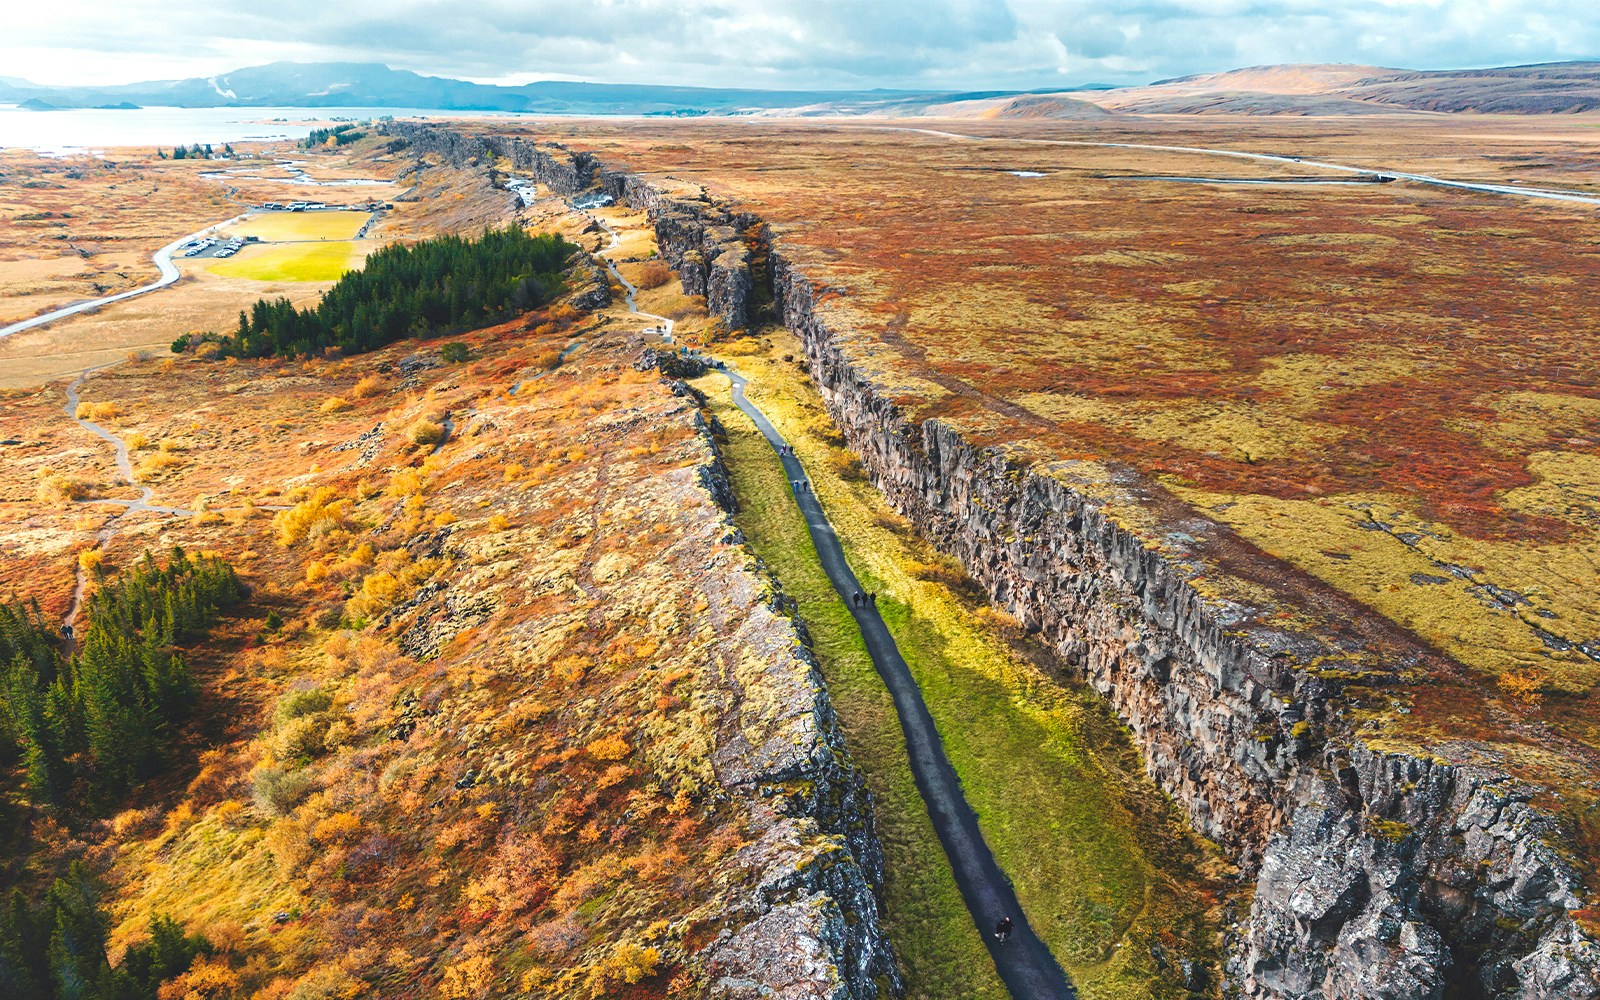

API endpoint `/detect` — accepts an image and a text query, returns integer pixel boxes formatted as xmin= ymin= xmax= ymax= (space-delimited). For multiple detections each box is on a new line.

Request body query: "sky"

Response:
xmin=4 ymin=0 xmax=1596 ymax=91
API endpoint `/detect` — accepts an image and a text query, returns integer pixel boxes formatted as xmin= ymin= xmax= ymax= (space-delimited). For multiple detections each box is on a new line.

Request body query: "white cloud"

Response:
xmin=2 ymin=0 xmax=1596 ymax=89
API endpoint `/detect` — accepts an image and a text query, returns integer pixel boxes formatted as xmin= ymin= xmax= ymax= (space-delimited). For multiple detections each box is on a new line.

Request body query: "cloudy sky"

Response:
xmin=5 ymin=0 xmax=1595 ymax=90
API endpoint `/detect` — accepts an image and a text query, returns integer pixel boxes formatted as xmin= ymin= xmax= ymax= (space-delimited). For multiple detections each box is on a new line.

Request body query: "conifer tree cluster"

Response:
xmin=0 ymin=862 xmax=210 ymax=1000
xmin=217 ymin=226 xmax=573 ymax=359
xmin=0 ymin=549 xmax=242 ymax=810
xmin=164 ymin=144 xmax=216 ymax=160
xmin=301 ymin=124 xmax=365 ymax=148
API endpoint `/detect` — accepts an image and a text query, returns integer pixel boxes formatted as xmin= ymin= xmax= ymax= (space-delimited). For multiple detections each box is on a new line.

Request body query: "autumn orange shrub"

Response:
xmin=585 ymin=940 xmax=661 ymax=994
xmin=156 ymin=957 xmax=238 ymax=1000
xmin=1497 ymin=668 xmax=1546 ymax=706
xmin=351 ymin=375 xmax=385 ymax=398
xmin=75 ymin=400 xmax=122 ymax=421
xmin=586 ymin=734 xmax=630 ymax=761
xmin=37 ymin=473 xmax=96 ymax=502
xmin=135 ymin=451 xmax=185 ymax=477
xmin=438 ymin=955 xmax=495 ymax=999
xmin=409 ymin=419 xmax=446 ymax=446
xmin=634 ymin=260 xmax=673 ymax=289
xmin=273 ymin=488 xmax=348 ymax=546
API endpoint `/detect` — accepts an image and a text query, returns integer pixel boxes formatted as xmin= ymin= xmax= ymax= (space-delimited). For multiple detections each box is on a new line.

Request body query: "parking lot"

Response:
xmin=179 ymin=235 xmax=258 ymax=260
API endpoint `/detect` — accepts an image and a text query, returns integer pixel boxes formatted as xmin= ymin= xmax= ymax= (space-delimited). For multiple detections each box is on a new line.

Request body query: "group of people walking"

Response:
xmin=792 ymin=479 xmax=811 ymax=492
xmin=851 ymin=591 xmax=877 ymax=608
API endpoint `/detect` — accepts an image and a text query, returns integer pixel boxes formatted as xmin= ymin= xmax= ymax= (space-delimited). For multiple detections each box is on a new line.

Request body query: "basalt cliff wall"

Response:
xmin=382 ymin=122 xmax=1600 ymax=1000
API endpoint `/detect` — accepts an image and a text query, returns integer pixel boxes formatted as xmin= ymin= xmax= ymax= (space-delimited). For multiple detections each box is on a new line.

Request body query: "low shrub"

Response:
xmin=409 ymin=419 xmax=446 ymax=446
xmin=351 ymin=375 xmax=385 ymax=399
xmin=251 ymin=766 xmax=313 ymax=816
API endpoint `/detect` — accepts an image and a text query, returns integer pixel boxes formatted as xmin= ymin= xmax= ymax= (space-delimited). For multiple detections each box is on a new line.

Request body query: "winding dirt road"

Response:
xmin=0 ymin=213 xmax=250 ymax=342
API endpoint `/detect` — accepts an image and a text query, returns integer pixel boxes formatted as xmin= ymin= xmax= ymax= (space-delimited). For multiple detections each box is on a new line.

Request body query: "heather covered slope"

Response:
xmin=938 ymin=61 xmax=1600 ymax=117
xmin=0 ymin=297 xmax=894 ymax=996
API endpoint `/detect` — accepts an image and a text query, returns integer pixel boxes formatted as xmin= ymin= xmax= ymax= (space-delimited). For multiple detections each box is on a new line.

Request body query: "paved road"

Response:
xmin=878 ymin=126 xmax=1600 ymax=207
xmin=726 ymin=371 xmax=1076 ymax=1000
xmin=580 ymin=194 xmax=1071 ymax=993
xmin=590 ymin=212 xmax=676 ymax=341
xmin=0 ymin=213 xmax=250 ymax=341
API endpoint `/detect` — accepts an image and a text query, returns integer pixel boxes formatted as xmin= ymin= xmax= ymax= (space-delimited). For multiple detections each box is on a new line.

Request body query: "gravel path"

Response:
xmin=724 ymin=371 xmax=1076 ymax=999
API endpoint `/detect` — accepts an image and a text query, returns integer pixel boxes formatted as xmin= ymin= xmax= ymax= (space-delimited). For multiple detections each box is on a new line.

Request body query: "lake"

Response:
xmin=0 ymin=105 xmax=523 ymax=153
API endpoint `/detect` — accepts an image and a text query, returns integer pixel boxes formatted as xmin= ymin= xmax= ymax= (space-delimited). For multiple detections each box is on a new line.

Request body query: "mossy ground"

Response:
xmin=700 ymin=328 xmax=1227 ymax=999
xmin=473 ymin=118 xmax=1600 ymax=803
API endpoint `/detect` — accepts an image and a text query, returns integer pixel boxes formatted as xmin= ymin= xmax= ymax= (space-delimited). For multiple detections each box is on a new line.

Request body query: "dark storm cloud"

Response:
xmin=5 ymin=0 xmax=1597 ymax=89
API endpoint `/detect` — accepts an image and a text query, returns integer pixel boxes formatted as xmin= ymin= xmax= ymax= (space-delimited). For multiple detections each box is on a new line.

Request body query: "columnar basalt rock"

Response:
xmin=385 ymin=121 xmax=757 ymax=329
xmin=762 ymin=248 xmax=1600 ymax=1000
xmin=376 ymin=123 xmax=1600 ymax=998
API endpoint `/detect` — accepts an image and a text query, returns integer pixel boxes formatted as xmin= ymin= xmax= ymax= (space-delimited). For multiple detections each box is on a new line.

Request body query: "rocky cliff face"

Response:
xmin=764 ymin=247 xmax=1600 ymax=1000
xmin=378 ymin=122 xmax=1600 ymax=999
xmin=383 ymin=123 xmax=759 ymax=331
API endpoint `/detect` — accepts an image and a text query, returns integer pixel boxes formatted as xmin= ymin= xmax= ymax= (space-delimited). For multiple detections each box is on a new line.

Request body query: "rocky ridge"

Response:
xmin=362 ymin=135 xmax=900 ymax=994
xmin=379 ymin=121 xmax=1600 ymax=999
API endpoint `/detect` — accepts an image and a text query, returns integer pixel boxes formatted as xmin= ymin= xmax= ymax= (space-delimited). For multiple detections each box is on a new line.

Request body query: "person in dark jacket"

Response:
xmin=994 ymin=915 xmax=1013 ymax=944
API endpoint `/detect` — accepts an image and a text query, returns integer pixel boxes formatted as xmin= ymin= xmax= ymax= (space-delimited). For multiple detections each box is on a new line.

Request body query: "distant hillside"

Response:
xmin=1144 ymin=63 xmax=1397 ymax=95
xmin=1078 ymin=60 xmax=1600 ymax=116
xmin=920 ymin=93 xmax=1114 ymax=120
xmin=1343 ymin=62 xmax=1600 ymax=113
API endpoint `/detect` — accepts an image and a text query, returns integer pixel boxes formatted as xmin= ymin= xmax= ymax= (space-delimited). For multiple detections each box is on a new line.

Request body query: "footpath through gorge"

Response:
xmin=589 ymin=197 xmax=1075 ymax=997
xmin=726 ymin=371 xmax=1077 ymax=1000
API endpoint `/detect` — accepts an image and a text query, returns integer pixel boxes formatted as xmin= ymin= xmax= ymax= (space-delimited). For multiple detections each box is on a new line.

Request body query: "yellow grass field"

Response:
xmin=205 ymin=241 xmax=370 ymax=282
xmin=230 ymin=211 xmax=370 ymax=242
xmin=0 ymin=270 xmax=330 ymax=388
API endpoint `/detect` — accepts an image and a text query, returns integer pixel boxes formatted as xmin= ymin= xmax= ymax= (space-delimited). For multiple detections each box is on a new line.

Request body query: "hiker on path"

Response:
xmin=994 ymin=915 xmax=1013 ymax=944
xmin=852 ymin=591 xmax=862 ymax=607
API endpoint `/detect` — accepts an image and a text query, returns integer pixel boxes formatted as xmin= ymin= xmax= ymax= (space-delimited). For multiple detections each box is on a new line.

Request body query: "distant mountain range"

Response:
xmin=4 ymin=59 xmax=1599 ymax=117
xmin=0 ymin=61 xmax=1098 ymax=116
